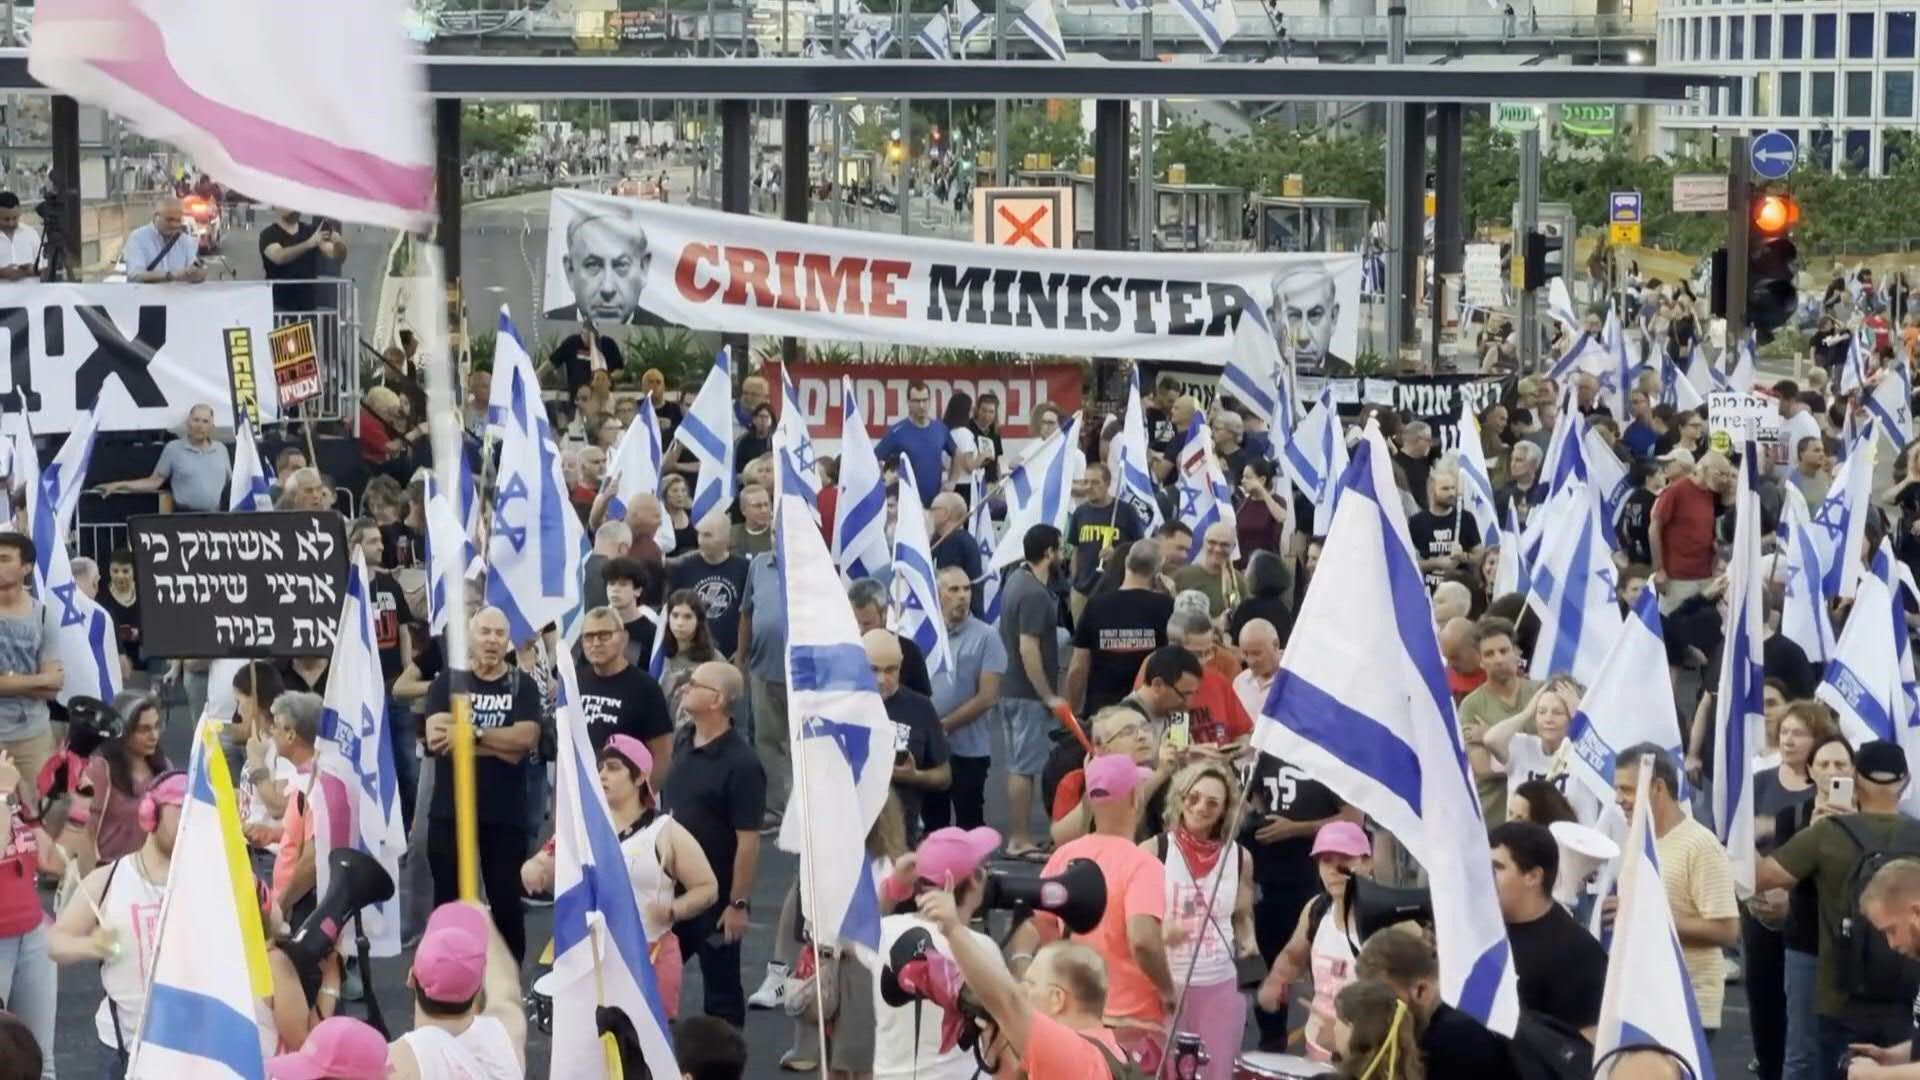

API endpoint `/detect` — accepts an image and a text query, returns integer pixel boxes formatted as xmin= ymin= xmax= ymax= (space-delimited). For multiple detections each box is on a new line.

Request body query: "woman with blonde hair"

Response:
xmin=1477 ymin=675 xmax=1605 ymax=824
xmin=1333 ymin=979 xmax=1425 ymax=1080
xmin=1138 ymin=761 xmax=1257 ymax=1079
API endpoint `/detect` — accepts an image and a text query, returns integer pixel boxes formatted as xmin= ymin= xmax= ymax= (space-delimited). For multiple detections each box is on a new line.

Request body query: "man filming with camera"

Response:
xmin=915 ymin=887 xmax=1132 ymax=1079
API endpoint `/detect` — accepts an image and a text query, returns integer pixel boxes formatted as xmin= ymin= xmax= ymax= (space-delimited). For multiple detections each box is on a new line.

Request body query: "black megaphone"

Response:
xmin=1348 ymin=875 xmax=1433 ymax=945
xmin=881 ymin=926 xmax=936 ymax=1008
xmin=980 ymin=857 xmax=1107 ymax=936
xmin=283 ymin=848 xmax=396 ymax=972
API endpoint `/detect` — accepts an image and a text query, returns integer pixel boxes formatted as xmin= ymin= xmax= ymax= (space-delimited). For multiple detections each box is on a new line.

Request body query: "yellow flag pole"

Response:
xmin=414 ymin=243 xmax=480 ymax=902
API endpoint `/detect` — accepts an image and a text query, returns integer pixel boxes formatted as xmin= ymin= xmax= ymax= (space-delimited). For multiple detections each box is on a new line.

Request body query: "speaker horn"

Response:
xmin=283 ymin=848 xmax=396 ymax=973
xmin=1549 ymin=821 xmax=1620 ymax=906
xmin=980 ymin=857 xmax=1108 ymax=936
xmin=1348 ymin=875 xmax=1433 ymax=945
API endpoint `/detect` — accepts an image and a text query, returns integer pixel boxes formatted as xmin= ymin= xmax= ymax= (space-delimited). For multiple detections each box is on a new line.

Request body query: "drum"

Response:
xmin=1234 ymin=1051 xmax=1334 ymax=1079
xmin=526 ymin=970 xmax=561 ymax=1034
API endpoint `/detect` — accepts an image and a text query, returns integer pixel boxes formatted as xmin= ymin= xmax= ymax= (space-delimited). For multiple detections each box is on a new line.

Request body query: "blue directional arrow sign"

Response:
xmin=1751 ymin=130 xmax=1797 ymax=180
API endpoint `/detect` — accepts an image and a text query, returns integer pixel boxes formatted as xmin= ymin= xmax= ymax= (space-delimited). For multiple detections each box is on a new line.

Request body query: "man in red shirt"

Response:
xmin=1650 ymin=449 xmax=1732 ymax=612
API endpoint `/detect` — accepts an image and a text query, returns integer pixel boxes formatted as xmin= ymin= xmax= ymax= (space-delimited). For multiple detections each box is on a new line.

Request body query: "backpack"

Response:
xmin=1080 ymin=1033 xmax=1150 ymax=1080
xmin=1831 ymin=815 xmax=1920 ymax=1003
xmin=1505 ymin=1010 xmax=1593 ymax=1080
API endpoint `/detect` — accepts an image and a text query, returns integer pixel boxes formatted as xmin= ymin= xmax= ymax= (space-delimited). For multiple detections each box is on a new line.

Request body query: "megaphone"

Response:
xmin=880 ymin=926 xmax=936 ymax=1008
xmin=1348 ymin=875 xmax=1432 ymax=945
xmin=282 ymin=848 xmax=396 ymax=973
xmin=596 ymin=1005 xmax=654 ymax=1080
xmin=1549 ymin=821 xmax=1620 ymax=906
xmin=979 ymin=857 xmax=1107 ymax=936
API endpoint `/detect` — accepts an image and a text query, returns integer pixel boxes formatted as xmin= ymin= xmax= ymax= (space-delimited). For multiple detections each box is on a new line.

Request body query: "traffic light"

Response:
xmin=1521 ymin=228 xmax=1563 ymax=291
xmin=1748 ymin=192 xmax=1800 ymax=337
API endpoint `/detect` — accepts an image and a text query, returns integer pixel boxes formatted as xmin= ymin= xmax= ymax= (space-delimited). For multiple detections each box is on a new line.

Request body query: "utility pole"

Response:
xmin=994 ymin=1 xmax=1008 ymax=186
xmin=1383 ymin=5 xmax=1414 ymax=365
xmin=1517 ymin=126 xmax=1540 ymax=372
xmin=1137 ymin=11 xmax=1154 ymax=252
xmin=1725 ymin=134 xmax=1751 ymax=347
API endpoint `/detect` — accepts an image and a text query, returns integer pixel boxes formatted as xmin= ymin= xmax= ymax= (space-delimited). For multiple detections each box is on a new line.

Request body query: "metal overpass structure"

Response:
xmin=423 ymin=6 xmax=1653 ymax=64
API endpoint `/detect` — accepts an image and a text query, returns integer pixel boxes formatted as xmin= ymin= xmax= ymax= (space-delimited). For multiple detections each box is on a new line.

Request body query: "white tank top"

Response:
xmin=1306 ymin=898 xmax=1356 ymax=1063
xmin=620 ymin=813 xmax=675 ymax=942
xmin=1161 ymin=835 xmax=1241 ymax=987
xmin=396 ymin=1017 xmax=523 ymax=1080
xmin=93 ymin=852 xmax=166 ymax=1049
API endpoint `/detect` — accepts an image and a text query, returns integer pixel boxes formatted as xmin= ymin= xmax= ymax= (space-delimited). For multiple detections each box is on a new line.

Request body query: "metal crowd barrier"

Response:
xmin=267 ymin=277 xmax=362 ymax=434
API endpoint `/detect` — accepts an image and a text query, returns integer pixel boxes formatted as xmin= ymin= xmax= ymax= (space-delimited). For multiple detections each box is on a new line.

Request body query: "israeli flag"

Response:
xmin=229 ymin=416 xmax=275 ymax=513
xmin=1546 ymin=331 xmax=1603 ymax=382
xmin=1817 ymin=541 xmax=1915 ymax=748
xmin=1451 ymin=400 xmax=1502 ymax=551
xmin=955 ymin=0 xmax=989 ymax=40
xmin=1567 ymin=588 xmax=1688 ymax=808
xmin=916 ymin=9 xmax=953 ymax=58
xmin=1281 ymin=387 xmax=1348 ymax=537
xmin=1013 ymin=0 xmax=1067 ymax=60
xmin=1839 ymin=328 xmax=1870 ymax=397
xmin=645 ymin=606 xmax=668 ymax=681
xmin=1175 ymin=412 xmax=1237 ymax=561
xmin=1776 ymin=486 xmax=1836 ymax=666
xmin=1254 ymin=424 xmax=1520 ymax=1034
xmin=1714 ymin=447 xmax=1767 ymax=896
xmin=1492 ymin=503 xmax=1524 ymax=598
xmin=32 ymin=412 xmax=121 ymax=706
xmin=314 ymin=549 xmax=405 ymax=956
xmin=1725 ymin=336 xmax=1757 ymax=393
xmin=967 ymin=483 xmax=1001 ymax=622
xmin=1683 ymin=343 xmax=1716 ymax=398
xmin=891 ymin=466 xmax=952 ymax=679
xmin=1866 ymin=361 xmax=1915 ymax=450
xmin=1600 ymin=307 xmax=1636 ymax=423
xmin=775 ymin=368 xmax=822 ymax=512
xmin=1658 ymin=348 xmax=1706 ymax=412
xmin=1522 ymin=481 xmax=1623 ymax=688
xmin=422 ymin=465 xmax=480 ymax=637
xmin=1113 ymin=367 xmax=1164 ymax=533
xmin=550 ymin=648 xmax=679 ymax=1079
xmin=1809 ymin=425 xmax=1875 ymax=602
xmin=605 ymin=396 xmax=671 ymax=545
xmin=127 ymin=724 xmax=274 ymax=1080
xmin=776 ymin=488 xmax=895 ymax=950
xmin=1172 ymin=0 xmax=1239 ymax=52
xmin=1582 ymin=427 xmax=1630 ymax=532
xmin=1546 ymin=276 xmax=1581 ymax=333
xmin=1534 ymin=396 xmax=1584 ymax=502
xmin=1221 ymin=320 xmax=1288 ymax=433
xmin=1593 ymin=758 xmax=1715 ymax=1080
xmin=834 ymin=376 xmax=892 ymax=582
xmin=486 ymin=307 xmax=590 ymax=645
xmin=989 ymin=414 xmax=1079 ymax=575
xmin=674 ymin=348 xmax=737 ymax=526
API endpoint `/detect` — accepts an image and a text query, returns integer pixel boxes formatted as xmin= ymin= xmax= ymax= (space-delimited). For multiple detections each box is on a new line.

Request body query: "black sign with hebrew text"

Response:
xmin=129 ymin=511 xmax=349 ymax=658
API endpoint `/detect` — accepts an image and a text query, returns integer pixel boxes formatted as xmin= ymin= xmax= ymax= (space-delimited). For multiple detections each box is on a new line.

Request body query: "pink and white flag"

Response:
xmin=29 ymin=0 xmax=434 ymax=230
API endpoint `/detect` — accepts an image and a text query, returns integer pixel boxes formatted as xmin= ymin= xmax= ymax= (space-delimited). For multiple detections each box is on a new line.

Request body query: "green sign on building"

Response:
xmin=1494 ymin=103 xmax=1542 ymax=135
xmin=1559 ymin=104 xmax=1617 ymax=138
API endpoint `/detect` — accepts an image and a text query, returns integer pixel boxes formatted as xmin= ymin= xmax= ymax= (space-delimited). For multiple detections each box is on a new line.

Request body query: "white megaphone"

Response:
xmin=1549 ymin=820 xmax=1620 ymax=906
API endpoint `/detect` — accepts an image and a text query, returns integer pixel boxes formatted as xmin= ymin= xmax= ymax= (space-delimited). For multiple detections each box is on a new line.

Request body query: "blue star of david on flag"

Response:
xmin=800 ymin=714 xmax=873 ymax=781
xmin=494 ymin=474 xmax=531 ymax=551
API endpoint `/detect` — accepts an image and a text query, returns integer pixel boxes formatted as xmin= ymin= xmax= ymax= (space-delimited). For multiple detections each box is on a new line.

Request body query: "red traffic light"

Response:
xmin=1752 ymin=194 xmax=1799 ymax=235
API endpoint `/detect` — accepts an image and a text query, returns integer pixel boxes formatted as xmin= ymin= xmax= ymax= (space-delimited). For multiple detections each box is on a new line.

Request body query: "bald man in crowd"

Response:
xmin=1437 ymin=616 xmax=1486 ymax=700
xmin=123 ymin=196 xmax=205 ymax=283
xmin=422 ymin=607 xmax=544 ymax=958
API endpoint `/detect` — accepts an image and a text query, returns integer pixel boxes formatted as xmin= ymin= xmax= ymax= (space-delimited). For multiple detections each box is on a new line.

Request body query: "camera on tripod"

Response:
xmin=33 ymin=187 xmax=67 ymax=283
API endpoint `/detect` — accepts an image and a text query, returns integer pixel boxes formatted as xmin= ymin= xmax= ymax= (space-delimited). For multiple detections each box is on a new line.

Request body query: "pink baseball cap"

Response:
xmin=412 ymin=903 xmax=490 ymax=1002
xmin=603 ymin=733 xmax=654 ymax=776
xmin=265 ymin=1015 xmax=389 ymax=1080
xmin=1085 ymin=753 xmax=1151 ymax=802
xmin=1310 ymin=820 xmax=1372 ymax=859
xmin=914 ymin=827 xmax=1002 ymax=889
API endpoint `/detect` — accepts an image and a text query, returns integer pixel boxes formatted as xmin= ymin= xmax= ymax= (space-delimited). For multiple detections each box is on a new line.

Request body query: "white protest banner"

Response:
xmin=0 ymin=282 xmax=279 ymax=432
xmin=1707 ymin=390 xmax=1781 ymax=453
xmin=543 ymin=190 xmax=1363 ymax=367
xmin=1463 ymin=243 xmax=1505 ymax=308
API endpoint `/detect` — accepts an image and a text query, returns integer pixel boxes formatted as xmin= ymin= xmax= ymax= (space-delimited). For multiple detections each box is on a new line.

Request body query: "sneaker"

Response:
xmin=1724 ymin=958 xmax=1742 ymax=983
xmin=748 ymin=963 xmax=788 ymax=1010
xmin=778 ymin=1049 xmax=818 ymax=1072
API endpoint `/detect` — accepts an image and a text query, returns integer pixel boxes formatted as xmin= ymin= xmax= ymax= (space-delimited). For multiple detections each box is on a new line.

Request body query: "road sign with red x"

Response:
xmin=973 ymin=188 xmax=1075 ymax=249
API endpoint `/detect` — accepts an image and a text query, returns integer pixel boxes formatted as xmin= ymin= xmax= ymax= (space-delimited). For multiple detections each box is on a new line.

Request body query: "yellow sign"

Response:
xmin=1424 ymin=190 xmax=1436 ymax=218
xmin=269 ymin=321 xmax=322 ymax=409
xmin=222 ymin=328 xmax=260 ymax=427
xmin=1609 ymin=222 xmax=1642 ymax=246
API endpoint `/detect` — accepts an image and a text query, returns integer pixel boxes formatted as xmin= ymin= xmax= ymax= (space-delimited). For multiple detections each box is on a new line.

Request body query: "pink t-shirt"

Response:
xmin=1021 ymin=1013 xmax=1130 ymax=1080
xmin=1041 ymin=833 xmax=1168 ymax=1026
xmin=270 ymin=766 xmax=353 ymax=908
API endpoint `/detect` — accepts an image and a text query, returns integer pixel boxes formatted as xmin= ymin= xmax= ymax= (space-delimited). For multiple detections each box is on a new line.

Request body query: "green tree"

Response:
xmin=1005 ymin=106 xmax=1088 ymax=169
xmin=461 ymin=104 xmax=538 ymax=157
